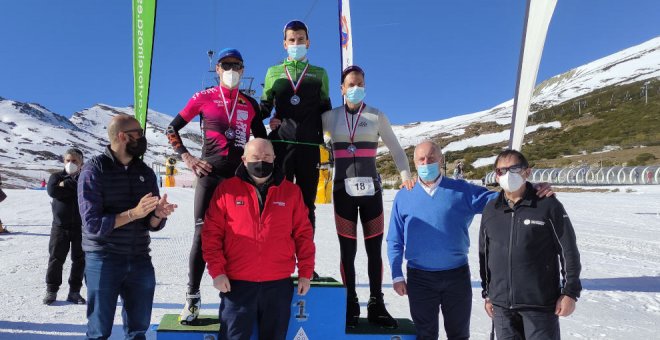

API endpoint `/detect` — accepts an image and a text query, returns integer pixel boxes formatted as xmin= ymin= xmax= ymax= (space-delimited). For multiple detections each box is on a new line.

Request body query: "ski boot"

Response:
xmin=0 ymin=223 xmax=9 ymax=234
xmin=367 ymin=294 xmax=398 ymax=329
xmin=346 ymin=296 xmax=360 ymax=329
xmin=179 ymin=291 xmax=201 ymax=325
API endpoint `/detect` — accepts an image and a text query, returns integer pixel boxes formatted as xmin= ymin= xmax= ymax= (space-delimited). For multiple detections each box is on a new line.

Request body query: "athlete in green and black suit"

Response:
xmin=260 ymin=20 xmax=331 ymax=231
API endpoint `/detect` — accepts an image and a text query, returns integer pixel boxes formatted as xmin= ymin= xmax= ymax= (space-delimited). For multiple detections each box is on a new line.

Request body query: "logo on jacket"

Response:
xmin=236 ymin=200 xmax=244 ymax=206
xmin=139 ymin=176 xmax=145 ymax=182
xmin=273 ymin=201 xmax=286 ymax=207
xmin=237 ymin=110 xmax=249 ymax=121
xmin=358 ymin=121 xmax=368 ymax=127
xmin=523 ymin=219 xmax=545 ymax=226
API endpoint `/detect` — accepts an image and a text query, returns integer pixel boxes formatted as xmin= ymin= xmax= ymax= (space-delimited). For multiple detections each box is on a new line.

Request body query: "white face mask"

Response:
xmin=65 ymin=162 xmax=79 ymax=175
xmin=498 ymin=172 xmax=525 ymax=192
xmin=222 ymin=70 xmax=241 ymax=88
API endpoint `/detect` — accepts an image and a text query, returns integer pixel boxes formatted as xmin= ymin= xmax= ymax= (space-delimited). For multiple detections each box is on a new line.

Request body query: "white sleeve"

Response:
xmin=378 ymin=111 xmax=412 ymax=181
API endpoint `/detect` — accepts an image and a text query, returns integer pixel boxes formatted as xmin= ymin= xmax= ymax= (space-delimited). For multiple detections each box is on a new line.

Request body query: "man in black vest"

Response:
xmin=78 ymin=115 xmax=177 ymax=339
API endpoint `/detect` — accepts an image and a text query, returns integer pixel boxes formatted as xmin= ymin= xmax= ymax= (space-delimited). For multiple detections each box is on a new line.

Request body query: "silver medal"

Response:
xmin=290 ymin=95 xmax=301 ymax=105
xmin=347 ymin=144 xmax=357 ymax=154
xmin=224 ymin=128 xmax=236 ymax=140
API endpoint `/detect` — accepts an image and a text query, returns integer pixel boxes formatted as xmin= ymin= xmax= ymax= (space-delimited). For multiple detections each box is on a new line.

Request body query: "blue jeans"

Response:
xmin=84 ymin=251 xmax=156 ymax=340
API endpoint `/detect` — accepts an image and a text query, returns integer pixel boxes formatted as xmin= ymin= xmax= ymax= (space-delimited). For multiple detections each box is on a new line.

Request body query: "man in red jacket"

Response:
xmin=202 ymin=138 xmax=315 ymax=340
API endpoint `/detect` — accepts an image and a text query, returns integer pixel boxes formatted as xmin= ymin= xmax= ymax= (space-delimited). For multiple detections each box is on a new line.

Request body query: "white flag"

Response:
xmin=509 ymin=0 xmax=558 ymax=151
xmin=339 ymin=0 xmax=354 ymax=71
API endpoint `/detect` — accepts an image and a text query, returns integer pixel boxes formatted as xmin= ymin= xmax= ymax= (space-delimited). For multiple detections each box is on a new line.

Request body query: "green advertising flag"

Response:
xmin=132 ymin=0 xmax=157 ymax=131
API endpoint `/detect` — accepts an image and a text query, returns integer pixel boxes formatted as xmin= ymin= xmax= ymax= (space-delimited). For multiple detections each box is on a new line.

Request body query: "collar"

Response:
xmin=418 ymin=175 xmax=443 ymax=194
xmin=219 ymin=85 xmax=239 ymax=96
xmin=283 ymin=58 xmax=309 ymax=67
xmin=104 ymin=145 xmax=136 ymax=168
xmin=345 ymin=103 xmax=364 ymax=114
xmin=494 ymin=182 xmax=537 ymax=210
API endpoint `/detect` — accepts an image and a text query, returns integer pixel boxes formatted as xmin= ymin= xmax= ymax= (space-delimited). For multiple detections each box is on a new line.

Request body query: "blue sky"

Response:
xmin=1 ymin=0 xmax=659 ymax=124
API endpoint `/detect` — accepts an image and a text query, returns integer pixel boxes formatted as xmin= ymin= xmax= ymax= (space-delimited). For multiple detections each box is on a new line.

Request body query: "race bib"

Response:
xmin=344 ymin=177 xmax=375 ymax=197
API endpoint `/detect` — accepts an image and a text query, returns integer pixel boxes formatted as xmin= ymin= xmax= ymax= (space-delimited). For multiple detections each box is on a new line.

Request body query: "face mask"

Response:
xmin=222 ymin=70 xmax=241 ymax=88
xmin=417 ymin=162 xmax=440 ymax=182
xmin=64 ymin=162 xmax=79 ymax=175
xmin=126 ymin=136 xmax=148 ymax=158
xmin=287 ymin=44 xmax=307 ymax=60
xmin=345 ymin=86 xmax=366 ymax=104
xmin=498 ymin=172 xmax=526 ymax=192
xmin=247 ymin=161 xmax=274 ymax=179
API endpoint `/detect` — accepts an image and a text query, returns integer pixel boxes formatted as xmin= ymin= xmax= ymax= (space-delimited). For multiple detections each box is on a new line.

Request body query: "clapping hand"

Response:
xmin=154 ymin=193 xmax=177 ymax=219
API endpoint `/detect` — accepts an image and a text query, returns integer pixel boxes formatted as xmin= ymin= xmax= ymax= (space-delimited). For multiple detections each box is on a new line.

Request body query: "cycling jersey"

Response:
xmin=167 ymin=86 xmax=267 ymax=167
xmin=260 ymin=59 xmax=331 ymax=144
xmin=321 ymin=104 xmax=412 ymax=191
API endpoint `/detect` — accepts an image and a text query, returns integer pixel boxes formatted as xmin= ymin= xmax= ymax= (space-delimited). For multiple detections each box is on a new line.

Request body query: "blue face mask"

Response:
xmin=345 ymin=86 xmax=366 ymax=104
xmin=417 ymin=162 xmax=440 ymax=182
xmin=287 ymin=44 xmax=307 ymax=60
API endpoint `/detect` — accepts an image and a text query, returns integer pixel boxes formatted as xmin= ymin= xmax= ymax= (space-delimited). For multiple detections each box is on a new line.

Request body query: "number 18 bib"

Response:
xmin=344 ymin=177 xmax=375 ymax=197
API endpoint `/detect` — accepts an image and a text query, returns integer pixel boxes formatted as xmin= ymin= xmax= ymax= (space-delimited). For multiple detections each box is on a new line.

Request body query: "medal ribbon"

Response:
xmin=344 ymin=102 xmax=365 ymax=144
xmin=218 ymin=86 xmax=240 ymax=131
xmin=284 ymin=63 xmax=310 ymax=95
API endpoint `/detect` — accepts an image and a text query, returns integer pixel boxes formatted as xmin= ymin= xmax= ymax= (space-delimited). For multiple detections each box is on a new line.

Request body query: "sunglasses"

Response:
xmin=219 ymin=62 xmax=244 ymax=71
xmin=123 ymin=128 xmax=144 ymax=137
xmin=495 ymin=164 xmax=526 ymax=176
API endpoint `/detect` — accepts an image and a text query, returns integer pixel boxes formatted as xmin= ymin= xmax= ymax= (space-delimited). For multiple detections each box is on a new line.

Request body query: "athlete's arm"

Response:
xmin=378 ymin=112 xmax=412 ymax=182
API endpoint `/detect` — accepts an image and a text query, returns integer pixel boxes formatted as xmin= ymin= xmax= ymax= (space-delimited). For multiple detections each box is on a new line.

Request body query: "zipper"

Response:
xmin=508 ymin=211 xmax=515 ymax=308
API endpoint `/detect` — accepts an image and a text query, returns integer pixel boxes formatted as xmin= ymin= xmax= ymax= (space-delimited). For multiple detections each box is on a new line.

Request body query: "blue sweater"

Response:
xmin=387 ymin=177 xmax=497 ymax=279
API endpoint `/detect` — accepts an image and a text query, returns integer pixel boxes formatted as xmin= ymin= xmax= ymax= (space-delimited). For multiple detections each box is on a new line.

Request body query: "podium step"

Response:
xmin=156 ymin=277 xmax=416 ymax=339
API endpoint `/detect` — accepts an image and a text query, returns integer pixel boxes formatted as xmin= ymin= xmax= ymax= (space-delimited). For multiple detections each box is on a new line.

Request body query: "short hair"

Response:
xmin=493 ymin=149 xmax=529 ymax=169
xmin=107 ymin=115 xmax=139 ymax=144
xmin=64 ymin=148 xmax=84 ymax=161
xmin=414 ymin=140 xmax=443 ymax=160
xmin=341 ymin=65 xmax=365 ymax=84
xmin=283 ymin=20 xmax=309 ymax=39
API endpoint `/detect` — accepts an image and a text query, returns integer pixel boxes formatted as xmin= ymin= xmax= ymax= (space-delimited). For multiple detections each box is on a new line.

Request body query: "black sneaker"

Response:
xmin=367 ymin=295 xmax=398 ymax=329
xmin=43 ymin=291 xmax=56 ymax=305
xmin=312 ymin=271 xmax=321 ymax=281
xmin=66 ymin=292 xmax=86 ymax=304
xmin=346 ymin=297 xmax=360 ymax=329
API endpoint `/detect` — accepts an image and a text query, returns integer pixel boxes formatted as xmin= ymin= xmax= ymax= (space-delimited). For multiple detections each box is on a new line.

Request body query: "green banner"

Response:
xmin=132 ymin=0 xmax=157 ymax=131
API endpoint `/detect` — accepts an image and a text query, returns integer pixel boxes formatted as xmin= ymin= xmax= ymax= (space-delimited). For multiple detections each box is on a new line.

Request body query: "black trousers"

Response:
xmin=273 ymin=142 xmax=319 ymax=229
xmin=219 ymin=278 xmax=293 ymax=340
xmin=492 ymin=305 xmax=560 ymax=340
xmin=45 ymin=225 xmax=84 ymax=293
xmin=407 ymin=265 xmax=472 ymax=340
xmin=188 ymin=174 xmax=225 ymax=293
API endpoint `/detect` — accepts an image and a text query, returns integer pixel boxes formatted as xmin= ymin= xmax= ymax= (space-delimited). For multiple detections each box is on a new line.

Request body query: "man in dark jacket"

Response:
xmin=202 ymin=138 xmax=315 ymax=340
xmin=78 ymin=115 xmax=177 ymax=339
xmin=43 ymin=148 xmax=86 ymax=305
xmin=479 ymin=149 xmax=581 ymax=340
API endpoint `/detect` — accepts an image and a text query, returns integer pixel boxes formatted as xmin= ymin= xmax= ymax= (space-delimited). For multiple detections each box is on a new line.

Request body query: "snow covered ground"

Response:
xmin=0 ymin=185 xmax=659 ymax=339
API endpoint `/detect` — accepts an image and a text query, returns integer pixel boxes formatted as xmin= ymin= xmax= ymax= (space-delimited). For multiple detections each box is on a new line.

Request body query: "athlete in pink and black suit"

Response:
xmin=165 ymin=48 xmax=267 ymax=324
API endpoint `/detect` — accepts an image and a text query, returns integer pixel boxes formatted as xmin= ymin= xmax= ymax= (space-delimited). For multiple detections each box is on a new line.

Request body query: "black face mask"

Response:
xmin=246 ymin=161 xmax=274 ymax=178
xmin=126 ymin=136 xmax=148 ymax=158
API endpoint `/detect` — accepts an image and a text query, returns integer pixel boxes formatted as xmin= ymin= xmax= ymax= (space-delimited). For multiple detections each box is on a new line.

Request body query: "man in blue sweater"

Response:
xmin=387 ymin=140 xmax=551 ymax=340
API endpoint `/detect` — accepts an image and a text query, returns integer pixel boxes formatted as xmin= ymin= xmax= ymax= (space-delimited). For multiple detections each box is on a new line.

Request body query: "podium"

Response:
xmin=157 ymin=277 xmax=415 ymax=339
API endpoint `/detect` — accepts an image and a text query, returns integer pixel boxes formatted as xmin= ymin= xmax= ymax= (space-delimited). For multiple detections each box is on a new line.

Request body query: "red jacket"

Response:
xmin=202 ymin=167 xmax=315 ymax=282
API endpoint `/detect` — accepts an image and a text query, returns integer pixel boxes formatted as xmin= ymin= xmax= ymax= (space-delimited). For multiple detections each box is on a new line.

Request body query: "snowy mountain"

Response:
xmin=2 ymin=36 xmax=659 ymax=187
xmin=384 ymin=36 xmax=660 ymax=154
xmin=0 ymin=99 xmax=201 ymax=188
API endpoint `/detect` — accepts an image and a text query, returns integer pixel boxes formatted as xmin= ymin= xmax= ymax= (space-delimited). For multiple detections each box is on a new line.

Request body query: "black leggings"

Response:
xmin=273 ymin=142 xmax=320 ymax=229
xmin=187 ymin=174 xmax=225 ymax=293
xmin=333 ymin=189 xmax=385 ymax=300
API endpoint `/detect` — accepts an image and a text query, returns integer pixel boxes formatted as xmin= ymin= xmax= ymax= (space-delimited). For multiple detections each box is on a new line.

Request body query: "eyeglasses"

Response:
xmin=495 ymin=164 xmax=526 ymax=176
xmin=123 ymin=128 xmax=144 ymax=137
xmin=219 ymin=62 xmax=244 ymax=71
